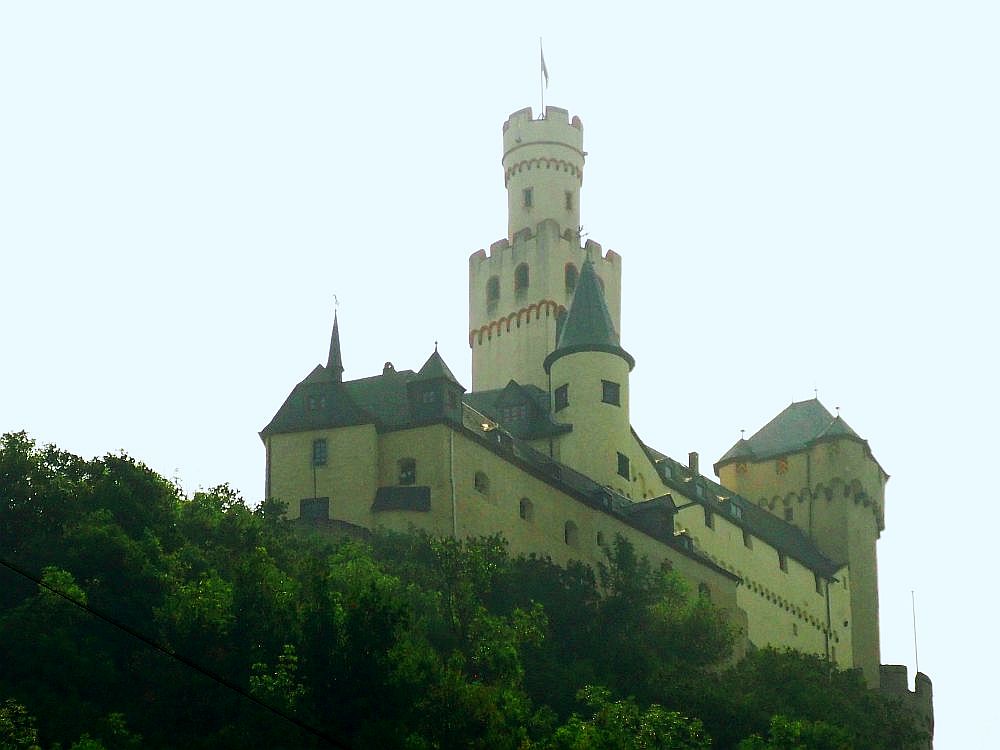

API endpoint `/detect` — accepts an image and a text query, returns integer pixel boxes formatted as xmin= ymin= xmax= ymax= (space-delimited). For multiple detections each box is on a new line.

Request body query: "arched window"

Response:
xmin=519 ymin=498 xmax=534 ymax=521
xmin=564 ymin=520 xmax=578 ymax=546
xmin=564 ymin=263 xmax=578 ymax=294
xmin=486 ymin=276 xmax=500 ymax=308
xmin=474 ymin=471 xmax=490 ymax=495
xmin=514 ymin=263 xmax=529 ymax=298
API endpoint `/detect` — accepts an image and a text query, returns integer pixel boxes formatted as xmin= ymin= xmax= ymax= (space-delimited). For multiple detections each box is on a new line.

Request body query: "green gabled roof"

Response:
xmin=717 ymin=438 xmax=754 ymax=464
xmin=647 ymin=450 xmax=842 ymax=578
xmin=543 ymin=260 xmax=634 ymax=372
xmin=412 ymin=347 xmax=463 ymax=387
xmin=344 ymin=368 xmax=418 ymax=429
xmin=716 ymin=399 xmax=865 ymax=468
xmin=465 ymin=380 xmax=571 ymax=440
xmin=260 ymin=367 xmax=373 ymax=437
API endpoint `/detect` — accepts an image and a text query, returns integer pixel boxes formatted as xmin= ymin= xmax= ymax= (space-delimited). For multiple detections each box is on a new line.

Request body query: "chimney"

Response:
xmin=688 ymin=451 xmax=700 ymax=476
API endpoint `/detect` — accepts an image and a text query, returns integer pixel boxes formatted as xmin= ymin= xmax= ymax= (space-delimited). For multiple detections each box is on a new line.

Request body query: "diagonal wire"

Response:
xmin=0 ymin=556 xmax=348 ymax=749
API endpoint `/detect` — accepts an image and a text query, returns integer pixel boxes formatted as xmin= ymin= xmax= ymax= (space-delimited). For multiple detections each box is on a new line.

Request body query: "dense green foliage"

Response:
xmin=0 ymin=433 xmax=923 ymax=749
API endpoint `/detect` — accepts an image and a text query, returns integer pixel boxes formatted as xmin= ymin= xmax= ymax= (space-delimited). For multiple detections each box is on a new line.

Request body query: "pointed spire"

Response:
xmin=544 ymin=260 xmax=634 ymax=372
xmin=327 ymin=312 xmax=344 ymax=382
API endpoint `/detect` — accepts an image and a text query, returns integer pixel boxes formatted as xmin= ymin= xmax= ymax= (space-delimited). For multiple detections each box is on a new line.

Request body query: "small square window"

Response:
xmin=617 ymin=451 xmax=630 ymax=479
xmin=519 ymin=497 xmax=533 ymax=521
xmin=398 ymin=458 xmax=416 ymax=486
xmin=474 ymin=471 xmax=490 ymax=494
xmin=554 ymin=383 xmax=569 ymax=412
xmin=312 ymin=438 xmax=327 ymax=467
xmin=523 ymin=187 xmax=533 ymax=208
xmin=601 ymin=380 xmax=621 ymax=406
xmin=422 ymin=390 xmax=437 ymax=404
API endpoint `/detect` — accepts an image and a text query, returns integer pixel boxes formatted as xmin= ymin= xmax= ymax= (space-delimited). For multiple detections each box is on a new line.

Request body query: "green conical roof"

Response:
xmin=543 ymin=260 xmax=634 ymax=373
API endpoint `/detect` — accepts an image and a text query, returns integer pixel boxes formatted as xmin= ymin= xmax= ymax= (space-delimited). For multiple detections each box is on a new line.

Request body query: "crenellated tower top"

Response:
xmin=502 ymin=106 xmax=585 ymax=241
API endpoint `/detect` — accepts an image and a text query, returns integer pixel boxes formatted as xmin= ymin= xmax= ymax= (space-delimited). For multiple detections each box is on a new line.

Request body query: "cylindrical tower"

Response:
xmin=503 ymin=106 xmax=584 ymax=240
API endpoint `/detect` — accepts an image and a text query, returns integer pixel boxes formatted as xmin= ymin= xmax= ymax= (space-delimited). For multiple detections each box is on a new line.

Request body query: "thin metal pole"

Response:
xmin=539 ymin=38 xmax=545 ymax=115
xmin=912 ymin=590 xmax=920 ymax=675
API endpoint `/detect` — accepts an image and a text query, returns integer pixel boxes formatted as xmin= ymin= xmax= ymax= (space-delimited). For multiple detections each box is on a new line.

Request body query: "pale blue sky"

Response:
xmin=2 ymin=3 xmax=998 ymax=746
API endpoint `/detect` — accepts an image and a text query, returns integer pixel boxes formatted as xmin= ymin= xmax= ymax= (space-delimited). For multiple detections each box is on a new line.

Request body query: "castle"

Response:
xmin=260 ymin=105 xmax=932 ymax=740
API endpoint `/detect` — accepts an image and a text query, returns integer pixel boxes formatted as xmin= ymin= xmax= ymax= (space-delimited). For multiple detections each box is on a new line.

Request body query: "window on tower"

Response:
xmin=486 ymin=276 xmax=500 ymax=309
xmin=617 ymin=451 xmax=630 ymax=480
xmin=565 ymin=263 xmax=578 ymax=295
xmin=565 ymin=191 xmax=574 ymax=210
xmin=514 ymin=263 xmax=529 ymax=298
xmin=602 ymin=380 xmax=621 ymax=406
xmin=523 ymin=187 xmax=533 ymax=208
xmin=554 ymin=384 xmax=569 ymax=412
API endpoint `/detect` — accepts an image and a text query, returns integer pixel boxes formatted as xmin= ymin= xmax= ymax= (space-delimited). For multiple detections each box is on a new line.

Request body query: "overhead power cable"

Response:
xmin=0 ymin=556 xmax=347 ymax=749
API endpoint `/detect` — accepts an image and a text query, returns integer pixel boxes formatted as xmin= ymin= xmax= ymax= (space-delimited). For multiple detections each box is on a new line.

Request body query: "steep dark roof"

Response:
xmin=262 ymin=345 xmax=470 ymax=438
xmin=640 ymin=443 xmax=841 ymax=578
xmin=543 ymin=260 xmax=634 ymax=372
xmin=327 ymin=312 xmax=344 ymax=381
xmin=259 ymin=365 xmax=372 ymax=437
xmin=716 ymin=399 xmax=864 ymax=469
xmin=464 ymin=380 xmax=571 ymax=440
xmin=412 ymin=348 xmax=463 ymax=386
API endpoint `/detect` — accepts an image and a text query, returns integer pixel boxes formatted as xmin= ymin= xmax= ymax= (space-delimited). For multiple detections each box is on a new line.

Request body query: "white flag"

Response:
xmin=540 ymin=43 xmax=549 ymax=88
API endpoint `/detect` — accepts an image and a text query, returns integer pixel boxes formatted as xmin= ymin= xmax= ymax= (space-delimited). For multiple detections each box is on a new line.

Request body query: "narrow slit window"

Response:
xmin=514 ymin=263 xmax=529 ymax=297
xmin=523 ymin=187 xmax=533 ymax=207
xmin=617 ymin=451 xmax=630 ymax=480
xmin=554 ymin=384 xmax=569 ymax=412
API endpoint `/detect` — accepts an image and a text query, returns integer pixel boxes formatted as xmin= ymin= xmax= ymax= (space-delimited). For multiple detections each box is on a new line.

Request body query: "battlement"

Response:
xmin=879 ymin=664 xmax=934 ymax=746
xmin=502 ymin=105 xmax=582 ymax=132
xmin=503 ymin=106 xmax=584 ymax=159
xmin=468 ymin=220 xmax=620 ymax=264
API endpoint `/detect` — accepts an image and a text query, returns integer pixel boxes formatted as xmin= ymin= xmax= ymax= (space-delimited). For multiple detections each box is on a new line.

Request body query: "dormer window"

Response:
xmin=501 ymin=404 xmax=528 ymax=423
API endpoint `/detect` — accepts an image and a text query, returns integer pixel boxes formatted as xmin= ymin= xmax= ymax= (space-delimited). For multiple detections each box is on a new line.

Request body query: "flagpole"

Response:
xmin=539 ymin=38 xmax=545 ymax=116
